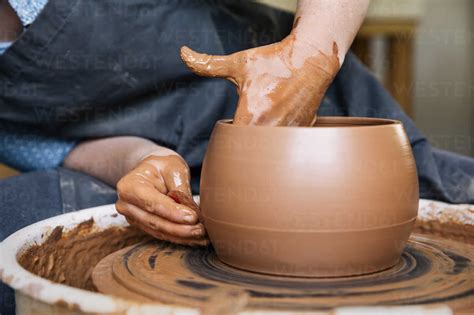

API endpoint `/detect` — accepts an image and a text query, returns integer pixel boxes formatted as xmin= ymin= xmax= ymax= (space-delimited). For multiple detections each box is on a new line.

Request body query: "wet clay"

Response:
xmin=414 ymin=201 xmax=474 ymax=244
xmin=167 ymin=190 xmax=200 ymax=213
xmin=116 ymin=155 xmax=207 ymax=246
xmin=180 ymin=22 xmax=339 ymax=126
xmin=199 ymin=117 xmax=419 ymax=277
xmin=18 ymin=219 xmax=150 ymax=291
xmin=92 ymin=233 xmax=474 ymax=313
xmin=15 ymin=207 xmax=473 ymax=313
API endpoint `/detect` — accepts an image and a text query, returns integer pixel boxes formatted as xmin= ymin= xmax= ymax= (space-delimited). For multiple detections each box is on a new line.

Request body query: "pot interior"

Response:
xmin=219 ymin=116 xmax=399 ymax=128
xmin=314 ymin=120 xmax=397 ymax=127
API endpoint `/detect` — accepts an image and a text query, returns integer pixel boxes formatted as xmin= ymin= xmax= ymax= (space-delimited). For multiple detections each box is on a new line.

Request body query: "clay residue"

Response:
xmin=93 ymin=235 xmax=474 ymax=312
xmin=414 ymin=200 xmax=474 ymax=244
xmin=18 ymin=218 xmax=150 ymax=291
xmin=168 ymin=190 xmax=202 ymax=221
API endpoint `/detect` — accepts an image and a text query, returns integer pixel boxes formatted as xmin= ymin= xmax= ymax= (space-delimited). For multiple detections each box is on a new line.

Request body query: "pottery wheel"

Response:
xmin=92 ymin=233 xmax=474 ymax=312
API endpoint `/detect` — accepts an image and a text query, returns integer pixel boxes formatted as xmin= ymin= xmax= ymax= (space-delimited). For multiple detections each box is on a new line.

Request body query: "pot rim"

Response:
xmin=217 ymin=116 xmax=402 ymax=129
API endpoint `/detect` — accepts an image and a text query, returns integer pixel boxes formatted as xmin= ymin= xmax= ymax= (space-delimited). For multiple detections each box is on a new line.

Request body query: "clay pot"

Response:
xmin=200 ymin=117 xmax=419 ymax=277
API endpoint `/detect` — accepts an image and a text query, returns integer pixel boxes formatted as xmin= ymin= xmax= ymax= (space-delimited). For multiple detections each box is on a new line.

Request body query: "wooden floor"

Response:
xmin=0 ymin=164 xmax=19 ymax=179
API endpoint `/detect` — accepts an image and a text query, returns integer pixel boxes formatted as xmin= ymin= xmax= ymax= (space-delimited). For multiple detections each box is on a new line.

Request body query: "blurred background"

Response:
xmin=261 ymin=0 xmax=474 ymax=158
xmin=0 ymin=0 xmax=473 ymax=178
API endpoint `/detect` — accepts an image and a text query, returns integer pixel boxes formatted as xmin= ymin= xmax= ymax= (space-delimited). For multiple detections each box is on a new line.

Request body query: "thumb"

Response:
xmin=167 ymin=190 xmax=200 ymax=215
xmin=180 ymin=46 xmax=238 ymax=80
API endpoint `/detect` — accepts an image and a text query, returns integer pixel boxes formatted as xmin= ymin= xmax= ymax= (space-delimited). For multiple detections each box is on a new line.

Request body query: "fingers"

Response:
xmin=167 ymin=190 xmax=200 ymax=213
xmin=117 ymin=177 xmax=198 ymax=224
xmin=161 ymin=165 xmax=192 ymax=196
xmin=139 ymin=222 xmax=210 ymax=247
xmin=145 ymin=155 xmax=200 ymax=214
xmin=116 ymin=200 xmax=205 ymax=239
xmin=123 ymin=211 xmax=209 ymax=247
xmin=180 ymin=46 xmax=240 ymax=81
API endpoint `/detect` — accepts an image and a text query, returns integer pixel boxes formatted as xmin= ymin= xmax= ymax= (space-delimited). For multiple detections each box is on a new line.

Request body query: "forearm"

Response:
xmin=63 ymin=137 xmax=176 ymax=186
xmin=294 ymin=0 xmax=370 ymax=64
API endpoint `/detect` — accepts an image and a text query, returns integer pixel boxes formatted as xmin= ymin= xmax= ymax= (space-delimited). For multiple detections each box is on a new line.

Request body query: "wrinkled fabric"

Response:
xmin=0 ymin=0 xmax=294 ymax=192
xmin=0 ymin=119 xmax=76 ymax=171
xmin=0 ymin=168 xmax=115 ymax=241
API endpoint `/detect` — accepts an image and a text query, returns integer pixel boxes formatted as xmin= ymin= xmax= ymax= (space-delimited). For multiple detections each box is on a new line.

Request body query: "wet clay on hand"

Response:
xmin=180 ymin=21 xmax=340 ymax=126
xmin=167 ymin=190 xmax=201 ymax=215
xmin=116 ymin=155 xmax=208 ymax=246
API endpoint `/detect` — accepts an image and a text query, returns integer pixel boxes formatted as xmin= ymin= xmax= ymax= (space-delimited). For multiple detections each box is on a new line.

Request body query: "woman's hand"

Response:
xmin=64 ymin=137 xmax=208 ymax=246
xmin=116 ymin=154 xmax=208 ymax=246
xmin=180 ymin=30 xmax=340 ymax=127
xmin=180 ymin=0 xmax=370 ymax=127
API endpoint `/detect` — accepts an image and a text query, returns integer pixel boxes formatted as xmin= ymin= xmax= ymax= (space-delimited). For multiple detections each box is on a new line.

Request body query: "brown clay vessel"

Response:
xmin=200 ymin=117 xmax=419 ymax=277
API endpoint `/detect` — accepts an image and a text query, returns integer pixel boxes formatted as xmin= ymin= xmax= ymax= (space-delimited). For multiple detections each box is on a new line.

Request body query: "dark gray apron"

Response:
xmin=0 ymin=0 xmax=294 ymax=190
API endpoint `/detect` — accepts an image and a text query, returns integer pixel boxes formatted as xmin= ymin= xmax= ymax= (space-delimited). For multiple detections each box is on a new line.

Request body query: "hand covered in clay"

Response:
xmin=180 ymin=31 xmax=340 ymax=126
xmin=116 ymin=155 xmax=208 ymax=246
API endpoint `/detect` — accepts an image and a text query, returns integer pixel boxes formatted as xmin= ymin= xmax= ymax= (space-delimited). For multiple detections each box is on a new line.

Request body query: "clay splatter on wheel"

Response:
xmin=92 ymin=233 xmax=474 ymax=312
